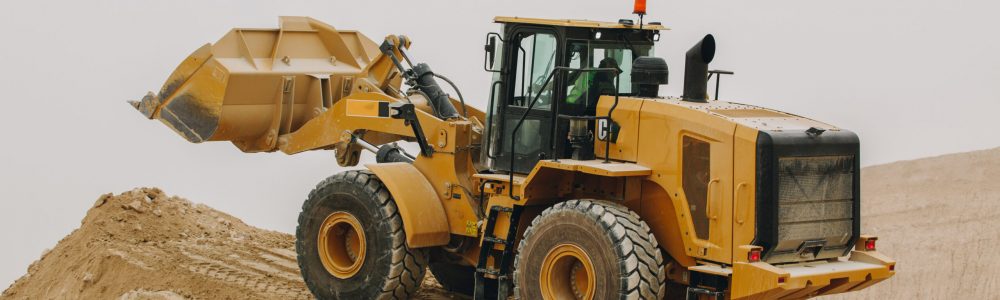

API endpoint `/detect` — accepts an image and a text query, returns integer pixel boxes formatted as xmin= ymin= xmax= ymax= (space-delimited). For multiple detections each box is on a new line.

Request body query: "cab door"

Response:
xmin=676 ymin=113 xmax=736 ymax=263
xmin=492 ymin=27 xmax=561 ymax=174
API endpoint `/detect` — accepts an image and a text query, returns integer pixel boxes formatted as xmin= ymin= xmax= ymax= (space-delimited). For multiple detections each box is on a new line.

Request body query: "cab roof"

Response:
xmin=494 ymin=16 xmax=668 ymax=31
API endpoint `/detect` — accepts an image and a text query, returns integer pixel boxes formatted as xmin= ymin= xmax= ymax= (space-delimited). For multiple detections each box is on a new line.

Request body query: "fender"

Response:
xmin=366 ymin=162 xmax=450 ymax=247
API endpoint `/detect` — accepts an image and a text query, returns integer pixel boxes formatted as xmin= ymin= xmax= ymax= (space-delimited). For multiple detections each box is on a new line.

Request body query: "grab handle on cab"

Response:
xmin=706 ymin=178 xmax=720 ymax=220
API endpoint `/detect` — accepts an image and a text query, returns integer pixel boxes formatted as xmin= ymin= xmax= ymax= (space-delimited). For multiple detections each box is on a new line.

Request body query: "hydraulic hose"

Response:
xmin=411 ymin=63 xmax=461 ymax=119
xmin=432 ymin=73 xmax=468 ymax=118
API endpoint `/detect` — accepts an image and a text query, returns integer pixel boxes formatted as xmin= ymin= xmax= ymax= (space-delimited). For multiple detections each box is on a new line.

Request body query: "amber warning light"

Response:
xmin=633 ymin=0 xmax=647 ymax=15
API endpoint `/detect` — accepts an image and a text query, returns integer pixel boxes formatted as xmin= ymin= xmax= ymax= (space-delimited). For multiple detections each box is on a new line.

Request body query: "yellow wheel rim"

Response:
xmin=317 ymin=211 xmax=366 ymax=279
xmin=540 ymin=244 xmax=595 ymax=300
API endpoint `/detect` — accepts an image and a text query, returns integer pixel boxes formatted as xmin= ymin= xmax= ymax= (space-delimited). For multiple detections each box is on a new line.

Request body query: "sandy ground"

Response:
xmin=0 ymin=188 xmax=455 ymax=300
xmin=0 ymin=188 xmax=313 ymax=299
xmin=4 ymin=148 xmax=999 ymax=299
xmin=822 ymin=147 xmax=1000 ymax=299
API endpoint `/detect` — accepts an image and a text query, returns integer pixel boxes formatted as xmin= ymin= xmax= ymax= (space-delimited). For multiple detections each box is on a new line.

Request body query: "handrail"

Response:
xmin=508 ymin=68 xmax=559 ymax=199
xmin=508 ymin=66 xmax=621 ymax=199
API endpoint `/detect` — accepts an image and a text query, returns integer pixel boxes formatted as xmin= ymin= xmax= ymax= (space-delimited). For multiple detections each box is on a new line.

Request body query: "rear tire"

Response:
xmin=513 ymin=199 xmax=666 ymax=299
xmin=296 ymin=170 xmax=427 ymax=299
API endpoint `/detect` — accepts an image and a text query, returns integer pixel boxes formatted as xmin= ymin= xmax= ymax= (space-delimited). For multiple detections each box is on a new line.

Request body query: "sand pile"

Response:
xmin=1 ymin=188 xmax=312 ymax=299
xmin=0 ymin=187 xmax=453 ymax=300
xmin=827 ymin=147 xmax=1000 ymax=299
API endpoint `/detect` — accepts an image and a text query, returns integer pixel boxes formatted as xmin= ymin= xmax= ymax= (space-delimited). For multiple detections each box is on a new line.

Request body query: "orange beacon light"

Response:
xmin=634 ymin=0 xmax=647 ymax=15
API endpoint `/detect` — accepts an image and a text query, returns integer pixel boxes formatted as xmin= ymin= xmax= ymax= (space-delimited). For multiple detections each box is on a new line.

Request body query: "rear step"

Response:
xmin=686 ymin=268 xmax=729 ymax=300
xmin=686 ymin=287 xmax=726 ymax=300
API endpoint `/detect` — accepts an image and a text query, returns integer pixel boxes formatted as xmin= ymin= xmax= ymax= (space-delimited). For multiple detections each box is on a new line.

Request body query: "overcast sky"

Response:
xmin=1 ymin=0 xmax=998 ymax=288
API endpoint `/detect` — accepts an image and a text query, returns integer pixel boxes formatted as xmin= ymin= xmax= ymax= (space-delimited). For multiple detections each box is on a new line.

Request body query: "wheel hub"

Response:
xmin=317 ymin=211 xmax=366 ymax=279
xmin=540 ymin=244 xmax=595 ymax=300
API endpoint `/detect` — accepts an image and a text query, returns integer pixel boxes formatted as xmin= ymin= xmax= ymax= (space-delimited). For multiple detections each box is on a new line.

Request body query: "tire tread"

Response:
xmin=296 ymin=170 xmax=427 ymax=300
xmin=513 ymin=199 xmax=666 ymax=299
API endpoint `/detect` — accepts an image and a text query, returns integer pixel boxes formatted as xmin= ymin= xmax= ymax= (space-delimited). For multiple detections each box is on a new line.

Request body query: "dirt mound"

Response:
xmin=826 ymin=147 xmax=1000 ymax=299
xmin=0 ymin=188 xmax=310 ymax=299
xmin=0 ymin=188 xmax=453 ymax=300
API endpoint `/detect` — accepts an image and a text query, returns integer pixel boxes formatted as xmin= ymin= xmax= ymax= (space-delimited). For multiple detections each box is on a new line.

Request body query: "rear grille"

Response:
xmin=754 ymin=130 xmax=860 ymax=264
xmin=770 ymin=155 xmax=856 ymax=262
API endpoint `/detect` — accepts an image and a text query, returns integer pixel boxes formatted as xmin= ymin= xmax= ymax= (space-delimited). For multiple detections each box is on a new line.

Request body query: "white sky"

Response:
xmin=1 ymin=0 xmax=998 ymax=288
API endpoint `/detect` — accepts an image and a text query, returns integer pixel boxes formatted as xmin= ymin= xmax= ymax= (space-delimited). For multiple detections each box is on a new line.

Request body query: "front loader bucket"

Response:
xmin=131 ymin=44 xmax=222 ymax=143
xmin=131 ymin=16 xmax=380 ymax=152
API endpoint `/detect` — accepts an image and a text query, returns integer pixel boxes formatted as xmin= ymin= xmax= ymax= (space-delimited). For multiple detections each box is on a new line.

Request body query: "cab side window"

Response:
xmin=683 ymin=136 xmax=711 ymax=240
xmin=512 ymin=33 xmax=557 ymax=110
xmin=563 ymin=42 xmax=638 ymax=116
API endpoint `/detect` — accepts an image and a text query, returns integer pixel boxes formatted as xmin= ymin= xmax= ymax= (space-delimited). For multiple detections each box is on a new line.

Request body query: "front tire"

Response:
xmin=514 ymin=199 xmax=666 ymax=299
xmin=296 ymin=170 xmax=427 ymax=299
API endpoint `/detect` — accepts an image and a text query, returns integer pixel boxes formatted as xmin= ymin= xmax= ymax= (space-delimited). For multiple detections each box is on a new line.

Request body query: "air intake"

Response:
xmin=631 ymin=56 xmax=669 ymax=98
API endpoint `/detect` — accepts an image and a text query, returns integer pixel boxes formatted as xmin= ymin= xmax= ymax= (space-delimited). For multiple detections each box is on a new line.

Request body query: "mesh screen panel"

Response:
xmin=776 ymin=156 xmax=855 ymax=250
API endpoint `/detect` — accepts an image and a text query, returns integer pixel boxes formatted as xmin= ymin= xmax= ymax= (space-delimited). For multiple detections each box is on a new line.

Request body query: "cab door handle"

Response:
xmin=735 ymin=183 xmax=748 ymax=225
xmin=706 ymin=179 xmax=720 ymax=220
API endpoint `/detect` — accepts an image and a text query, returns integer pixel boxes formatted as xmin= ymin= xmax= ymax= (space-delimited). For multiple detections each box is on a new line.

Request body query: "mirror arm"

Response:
xmin=483 ymin=32 xmax=503 ymax=73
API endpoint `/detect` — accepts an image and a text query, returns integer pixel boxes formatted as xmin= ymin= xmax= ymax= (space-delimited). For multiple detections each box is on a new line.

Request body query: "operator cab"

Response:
xmin=481 ymin=17 xmax=666 ymax=173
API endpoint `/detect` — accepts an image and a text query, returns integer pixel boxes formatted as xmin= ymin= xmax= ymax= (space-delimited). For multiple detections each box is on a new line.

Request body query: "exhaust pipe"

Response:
xmin=682 ymin=34 xmax=716 ymax=103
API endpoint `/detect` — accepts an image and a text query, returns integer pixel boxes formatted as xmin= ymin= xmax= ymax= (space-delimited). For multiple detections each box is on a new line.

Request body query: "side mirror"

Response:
xmin=484 ymin=33 xmax=501 ymax=72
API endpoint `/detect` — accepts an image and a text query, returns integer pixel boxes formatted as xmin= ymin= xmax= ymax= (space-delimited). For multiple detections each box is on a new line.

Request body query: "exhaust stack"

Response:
xmin=682 ymin=34 xmax=716 ymax=102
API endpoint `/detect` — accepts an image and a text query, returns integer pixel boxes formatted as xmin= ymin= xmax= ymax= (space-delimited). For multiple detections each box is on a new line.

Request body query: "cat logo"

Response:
xmin=597 ymin=118 xmax=609 ymax=141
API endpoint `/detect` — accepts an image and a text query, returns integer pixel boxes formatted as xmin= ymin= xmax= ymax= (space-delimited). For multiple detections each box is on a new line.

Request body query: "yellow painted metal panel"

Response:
xmin=345 ymin=100 xmax=387 ymax=118
xmin=636 ymin=99 xmax=736 ymax=264
xmin=532 ymin=159 xmax=651 ymax=177
xmin=732 ymin=125 xmax=759 ymax=262
xmin=730 ymin=253 xmax=894 ymax=299
xmin=366 ymin=163 xmax=450 ymax=248
xmin=594 ymin=97 xmax=643 ymax=162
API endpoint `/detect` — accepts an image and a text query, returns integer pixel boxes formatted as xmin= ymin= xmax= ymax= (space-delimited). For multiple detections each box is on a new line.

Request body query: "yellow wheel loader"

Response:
xmin=131 ymin=8 xmax=894 ymax=300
